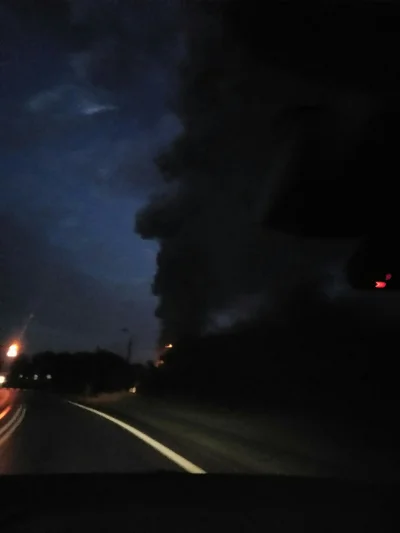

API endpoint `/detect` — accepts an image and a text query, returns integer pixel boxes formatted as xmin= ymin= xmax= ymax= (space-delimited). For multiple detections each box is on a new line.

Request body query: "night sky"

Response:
xmin=2 ymin=1 xmax=400 ymax=358
xmin=0 ymin=1 xmax=182 ymax=358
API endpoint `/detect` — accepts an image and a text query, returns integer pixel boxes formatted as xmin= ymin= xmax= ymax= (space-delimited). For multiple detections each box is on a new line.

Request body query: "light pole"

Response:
xmin=19 ymin=314 xmax=34 ymax=341
xmin=121 ymin=328 xmax=134 ymax=363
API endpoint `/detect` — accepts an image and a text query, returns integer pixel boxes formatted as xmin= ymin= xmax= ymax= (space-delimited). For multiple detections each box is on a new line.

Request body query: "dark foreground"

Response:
xmin=2 ymin=471 xmax=399 ymax=532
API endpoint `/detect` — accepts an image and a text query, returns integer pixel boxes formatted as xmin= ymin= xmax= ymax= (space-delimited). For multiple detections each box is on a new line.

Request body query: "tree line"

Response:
xmin=7 ymin=349 xmax=145 ymax=395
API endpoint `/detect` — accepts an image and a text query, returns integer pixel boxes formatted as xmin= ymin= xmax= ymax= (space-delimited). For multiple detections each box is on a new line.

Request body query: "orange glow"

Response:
xmin=6 ymin=343 xmax=19 ymax=358
xmin=165 ymin=344 xmax=173 ymax=349
xmin=375 ymin=281 xmax=386 ymax=289
xmin=0 ymin=389 xmax=10 ymax=407
xmin=0 ymin=405 xmax=11 ymax=421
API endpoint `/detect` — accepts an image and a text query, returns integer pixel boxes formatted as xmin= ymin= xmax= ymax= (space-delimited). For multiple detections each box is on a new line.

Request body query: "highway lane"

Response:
xmin=3 ymin=390 xmax=399 ymax=480
xmin=79 ymin=394 xmax=400 ymax=481
xmin=0 ymin=391 xmax=202 ymax=475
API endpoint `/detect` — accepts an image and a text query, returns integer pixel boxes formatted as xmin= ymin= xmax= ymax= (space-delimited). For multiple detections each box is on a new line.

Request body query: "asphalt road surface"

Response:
xmin=0 ymin=391 xmax=201 ymax=475
xmin=2 ymin=390 xmax=400 ymax=480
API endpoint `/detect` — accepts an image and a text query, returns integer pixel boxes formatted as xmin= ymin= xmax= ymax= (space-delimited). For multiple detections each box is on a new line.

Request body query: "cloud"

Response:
xmin=135 ymin=3 xmax=373 ymax=343
xmin=67 ymin=0 xmax=183 ymax=92
xmin=26 ymin=83 xmax=117 ymax=117
xmin=81 ymin=101 xmax=117 ymax=115
xmin=3 ymin=0 xmax=182 ymax=194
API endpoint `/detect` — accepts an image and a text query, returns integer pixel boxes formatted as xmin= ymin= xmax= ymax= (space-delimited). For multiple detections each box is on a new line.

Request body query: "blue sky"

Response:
xmin=0 ymin=1 xmax=182 ymax=359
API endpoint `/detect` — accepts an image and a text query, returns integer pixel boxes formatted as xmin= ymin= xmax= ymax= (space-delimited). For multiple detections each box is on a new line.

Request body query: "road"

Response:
xmin=1 ymin=390 xmax=398 ymax=532
xmin=0 ymin=390 xmax=201 ymax=474
xmin=0 ymin=389 xmax=343 ymax=477
xmin=1 ymin=389 xmax=400 ymax=479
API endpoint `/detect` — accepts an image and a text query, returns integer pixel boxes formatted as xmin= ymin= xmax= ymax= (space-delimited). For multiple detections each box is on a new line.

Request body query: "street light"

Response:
xmin=155 ymin=343 xmax=173 ymax=367
xmin=6 ymin=343 xmax=19 ymax=358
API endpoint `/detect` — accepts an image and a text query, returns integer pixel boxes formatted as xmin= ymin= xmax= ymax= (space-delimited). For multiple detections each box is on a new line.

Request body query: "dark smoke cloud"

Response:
xmin=135 ymin=2 xmax=393 ymax=343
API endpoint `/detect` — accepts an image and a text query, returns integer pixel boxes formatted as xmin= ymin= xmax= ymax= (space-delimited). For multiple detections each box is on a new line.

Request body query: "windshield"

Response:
xmin=1 ymin=0 xmax=399 ymax=481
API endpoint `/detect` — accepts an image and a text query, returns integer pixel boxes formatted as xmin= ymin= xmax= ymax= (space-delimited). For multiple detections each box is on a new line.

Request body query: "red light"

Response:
xmin=375 ymin=281 xmax=386 ymax=288
xmin=385 ymin=273 xmax=392 ymax=281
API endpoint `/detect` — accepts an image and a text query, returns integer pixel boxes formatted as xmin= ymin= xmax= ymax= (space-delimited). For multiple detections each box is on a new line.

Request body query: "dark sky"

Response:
xmin=2 ymin=1 xmax=400 ymax=357
xmin=0 ymin=0 xmax=182 ymax=358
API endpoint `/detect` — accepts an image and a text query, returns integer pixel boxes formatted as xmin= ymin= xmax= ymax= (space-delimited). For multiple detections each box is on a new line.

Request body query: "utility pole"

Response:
xmin=121 ymin=328 xmax=134 ymax=363
xmin=19 ymin=313 xmax=34 ymax=342
xmin=127 ymin=335 xmax=132 ymax=363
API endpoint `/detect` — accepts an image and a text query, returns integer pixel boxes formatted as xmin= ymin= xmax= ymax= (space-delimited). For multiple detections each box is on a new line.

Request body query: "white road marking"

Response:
xmin=0 ymin=405 xmax=23 ymax=438
xmin=68 ymin=401 xmax=206 ymax=474
xmin=0 ymin=405 xmax=26 ymax=447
